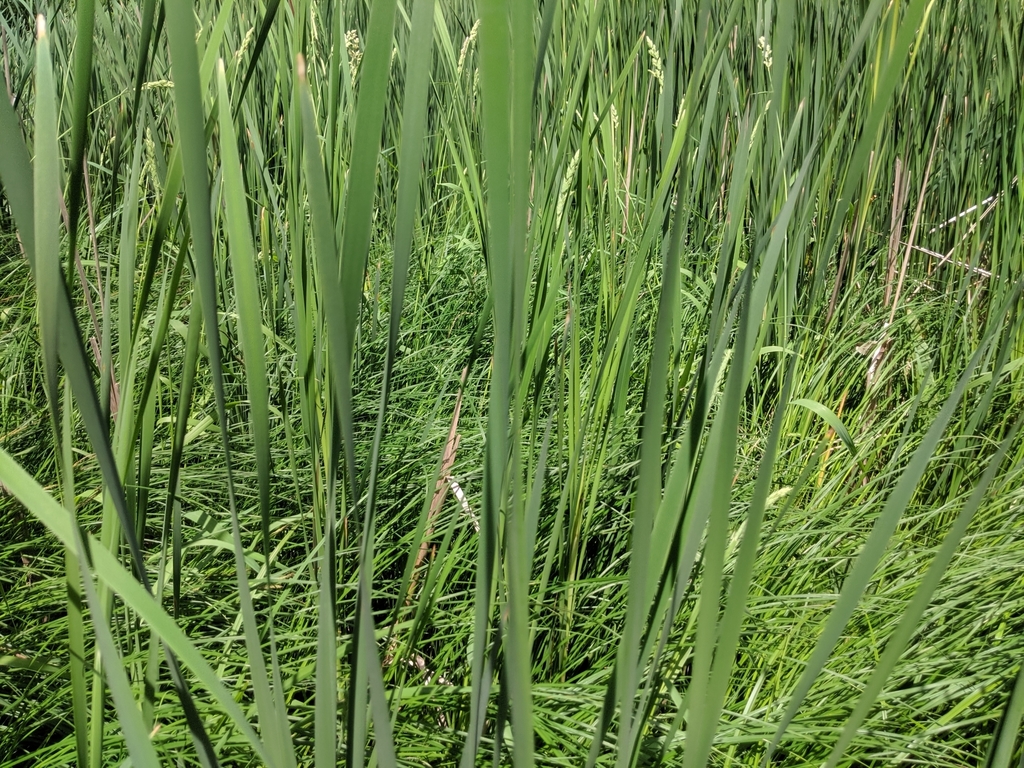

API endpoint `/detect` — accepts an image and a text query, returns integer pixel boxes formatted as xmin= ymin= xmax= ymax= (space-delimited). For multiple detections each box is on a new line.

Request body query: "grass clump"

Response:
xmin=1 ymin=0 xmax=1023 ymax=766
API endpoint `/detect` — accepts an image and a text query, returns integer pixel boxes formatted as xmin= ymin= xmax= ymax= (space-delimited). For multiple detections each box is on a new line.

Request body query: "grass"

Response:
xmin=1 ymin=0 xmax=1023 ymax=765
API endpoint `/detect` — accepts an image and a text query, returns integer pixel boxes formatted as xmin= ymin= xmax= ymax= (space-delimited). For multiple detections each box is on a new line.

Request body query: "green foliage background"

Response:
xmin=0 ymin=0 xmax=1023 ymax=765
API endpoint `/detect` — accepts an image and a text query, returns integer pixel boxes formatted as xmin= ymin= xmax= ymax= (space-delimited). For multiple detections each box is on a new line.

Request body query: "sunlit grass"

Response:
xmin=0 ymin=0 xmax=1023 ymax=766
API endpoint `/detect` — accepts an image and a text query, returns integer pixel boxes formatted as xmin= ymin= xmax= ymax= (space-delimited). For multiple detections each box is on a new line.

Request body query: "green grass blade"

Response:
xmin=986 ymin=662 xmax=1024 ymax=768
xmin=615 ymin=144 xmax=685 ymax=765
xmin=462 ymin=0 xmax=521 ymax=762
xmin=164 ymin=0 xmax=222 ymax=425
xmin=361 ymin=0 xmax=435 ymax=757
xmin=32 ymin=14 xmax=61 ymax=431
xmin=62 ymin=379 xmax=89 ymax=768
xmin=680 ymin=275 xmax=752 ymax=768
xmin=217 ymin=59 xmax=274 ymax=582
xmin=683 ymin=353 xmax=795 ymax=768
xmin=336 ymin=0 xmax=398 ymax=501
xmin=167 ymin=294 xmax=201 ymax=617
xmin=199 ymin=0 xmax=235 ymax=90
xmin=131 ymin=150 xmax=184 ymax=342
xmin=0 ymin=51 xmax=36 ymax=267
xmin=533 ymin=0 xmax=559 ymax=102
xmin=73 ymin=540 xmax=161 ymax=768
xmin=297 ymin=54 xmax=342 ymax=768
xmin=118 ymin=128 xmax=144 ymax=382
xmin=129 ymin=0 xmax=159 ymax=122
xmin=235 ymin=0 xmax=282 ymax=115
xmin=505 ymin=0 xmax=537 ymax=765
xmin=322 ymin=0 xmax=405 ymax=763
xmin=217 ymin=59 xmax=295 ymax=768
xmin=65 ymin=0 xmax=95 ymax=239
xmin=167 ymin=5 xmax=278 ymax=765
xmin=365 ymin=0 xmax=434 ymax=526
xmin=791 ymin=397 xmax=858 ymax=458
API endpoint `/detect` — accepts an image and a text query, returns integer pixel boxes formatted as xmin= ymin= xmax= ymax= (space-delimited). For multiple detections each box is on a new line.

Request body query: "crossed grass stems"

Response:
xmin=0 ymin=0 xmax=1023 ymax=765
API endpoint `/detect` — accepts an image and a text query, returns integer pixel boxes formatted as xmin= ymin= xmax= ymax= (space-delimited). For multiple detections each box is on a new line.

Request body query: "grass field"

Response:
xmin=1 ymin=0 xmax=1023 ymax=765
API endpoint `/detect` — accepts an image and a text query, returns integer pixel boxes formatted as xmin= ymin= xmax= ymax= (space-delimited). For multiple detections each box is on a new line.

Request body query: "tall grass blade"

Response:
xmin=32 ymin=15 xmax=60 ymax=430
xmin=166 ymin=4 xmax=276 ymax=764
xmin=363 ymin=2 xmax=436 ymax=757
xmin=65 ymin=0 xmax=95 ymax=239
xmin=682 ymin=356 xmax=796 ymax=768
xmin=236 ymin=0 xmax=281 ymax=114
xmin=217 ymin=59 xmax=296 ymax=768
xmin=986 ymin=662 xmax=1024 ymax=768
xmin=297 ymin=54 xmax=342 ymax=768
xmin=0 ymin=65 xmax=36 ymax=263
xmin=61 ymin=380 xmax=89 ymax=768
xmin=333 ymin=0 xmax=402 ymax=764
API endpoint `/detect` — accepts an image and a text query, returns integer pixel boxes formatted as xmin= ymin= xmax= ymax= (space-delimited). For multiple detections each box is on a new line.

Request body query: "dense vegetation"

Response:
xmin=1 ymin=0 xmax=1023 ymax=765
